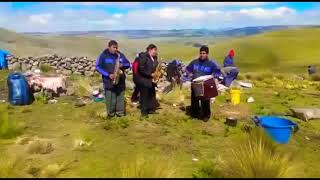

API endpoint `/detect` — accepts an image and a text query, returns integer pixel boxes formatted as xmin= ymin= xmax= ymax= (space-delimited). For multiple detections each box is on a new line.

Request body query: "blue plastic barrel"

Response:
xmin=253 ymin=116 xmax=298 ymax=144
xmin=7 ymin=72 xmax=34 ymax=105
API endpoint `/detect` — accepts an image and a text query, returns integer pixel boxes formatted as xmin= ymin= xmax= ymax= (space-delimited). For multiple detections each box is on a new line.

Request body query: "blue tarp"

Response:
xmin=0 ymin=49 xmax=12 ymax=70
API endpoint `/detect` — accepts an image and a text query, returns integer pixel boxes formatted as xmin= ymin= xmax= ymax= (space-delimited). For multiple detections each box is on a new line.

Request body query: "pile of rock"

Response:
xmin=7 ymin=54 xmax=97 ymax=76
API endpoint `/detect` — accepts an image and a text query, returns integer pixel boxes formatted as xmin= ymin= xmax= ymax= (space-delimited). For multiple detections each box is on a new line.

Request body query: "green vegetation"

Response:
xmin=1 ymin=27 xmax=320 ymax=177
xmin=0 ymin=106 xmax=23 ymax=139
xmin=2 ymin=27 xmax=320 ymax=73
xmin=224 ymin=128 xmax=292 ymax=178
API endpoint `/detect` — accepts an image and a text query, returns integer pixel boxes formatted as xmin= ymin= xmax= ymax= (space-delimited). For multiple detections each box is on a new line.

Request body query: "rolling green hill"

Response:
xmin=211 ymin=28 xmax=320 ymax=73
xmin=1 ymin=27 xmax=320 ymax=73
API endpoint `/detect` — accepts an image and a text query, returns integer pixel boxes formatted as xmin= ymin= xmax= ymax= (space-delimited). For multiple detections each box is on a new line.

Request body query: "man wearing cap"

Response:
xmin=96 ymin=40 xmax=131 ymax=118
xmin=221 ymin=49 xmax=239 ymax=87
xmin=186 ymin=46 xmax=222 ymax=121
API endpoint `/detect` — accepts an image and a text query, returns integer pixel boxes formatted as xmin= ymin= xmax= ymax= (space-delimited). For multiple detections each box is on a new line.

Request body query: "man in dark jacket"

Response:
xmin=96 ymin=40 xmax=130 ymax=118
xmin=221 ymin=49 xmax=239 ymax=87
xmin=186 ymin=46 xmax=222 ymax=121
xmin=135 ymin=44 xmax=159 ymax=117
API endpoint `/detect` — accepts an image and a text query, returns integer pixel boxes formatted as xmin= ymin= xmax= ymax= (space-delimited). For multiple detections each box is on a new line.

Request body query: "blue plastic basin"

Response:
xmin=255 ymin=116 xmax=298 ymax=144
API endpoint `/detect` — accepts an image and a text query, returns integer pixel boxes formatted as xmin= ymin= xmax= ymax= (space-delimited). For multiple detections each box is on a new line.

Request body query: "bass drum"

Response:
xmin=191 ymin=75 xmax=218 ymax=100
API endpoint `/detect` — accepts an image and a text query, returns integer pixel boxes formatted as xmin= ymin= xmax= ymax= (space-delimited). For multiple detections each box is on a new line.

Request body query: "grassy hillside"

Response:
xmin=211 ymin=28 xmax=320 ymax=73
xmin=1 ymin=27 xmax=320 ymax=73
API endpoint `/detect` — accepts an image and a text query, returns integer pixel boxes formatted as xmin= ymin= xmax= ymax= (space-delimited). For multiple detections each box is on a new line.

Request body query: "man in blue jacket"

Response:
xmin=96 ymin=40 xmax=130 ymax=118
xmin=0 ymin=49 xmax=13 ymax=70
xmin=221 ymin=49 xmax=239 ymax=87
xmin=186 ymin=46 xmax=222 ymax=121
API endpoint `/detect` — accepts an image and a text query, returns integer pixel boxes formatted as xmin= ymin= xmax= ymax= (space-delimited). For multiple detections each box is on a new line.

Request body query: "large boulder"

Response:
xmin=290 ymin=108 xmax=320 ymax=121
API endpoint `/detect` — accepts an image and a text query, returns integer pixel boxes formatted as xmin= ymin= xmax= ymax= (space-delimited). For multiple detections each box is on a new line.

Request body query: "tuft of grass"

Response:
xmin=72 ymin=77 xmax=93 ymax=97
xmin=0 ymin=106 xmax=23 ymax=139
xmin=192 ymin=158 xmax=224 ymax=178
xmin=0 ymin=154 xmax=21 ymax=178
xmin=310 ymin=74 xmax=320 ymax=81
xmin=236 ymin=73 xmax=245 ymax=80
xmin=39 ymin=64 xmax=54 ymax=73
xmin=112 ymin=153 xmax=179 ymax=178
xmin=275 ymin=74 xmax=285 ymax=80
xmin=223 ymin=128 xmax=292 ymax=178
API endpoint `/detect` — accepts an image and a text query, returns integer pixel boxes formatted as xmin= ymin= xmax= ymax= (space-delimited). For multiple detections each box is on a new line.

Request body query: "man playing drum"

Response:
xmin=186 ymin=46 xmax=222 ymax=121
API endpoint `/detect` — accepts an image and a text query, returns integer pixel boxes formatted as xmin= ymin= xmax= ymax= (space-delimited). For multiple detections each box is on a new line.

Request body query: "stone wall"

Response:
xmin=7 ymin=54 xmax=97 ymax=76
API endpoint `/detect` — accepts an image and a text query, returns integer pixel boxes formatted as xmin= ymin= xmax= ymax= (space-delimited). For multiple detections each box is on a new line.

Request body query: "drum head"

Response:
xmin=192 ymin=75 xmax=214 ymax=82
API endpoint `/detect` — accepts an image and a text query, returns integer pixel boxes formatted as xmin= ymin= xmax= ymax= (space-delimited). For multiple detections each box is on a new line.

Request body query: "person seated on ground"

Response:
xmin=221 ymin=49 xmax=239 ymax=87
xmin=0 ymin=49 xmax=13 ymax=70
xmin=308 ymin=65 xmax=317 ymax=75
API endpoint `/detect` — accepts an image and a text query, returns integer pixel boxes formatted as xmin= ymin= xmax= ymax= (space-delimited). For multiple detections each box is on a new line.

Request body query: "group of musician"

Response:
xmin=96 ymin=40 xmax=239 ymax=121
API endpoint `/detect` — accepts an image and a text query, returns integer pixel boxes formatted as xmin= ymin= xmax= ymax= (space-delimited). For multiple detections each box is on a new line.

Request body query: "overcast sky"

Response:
xmin=1 ymin=2 xmax=320 ymax=32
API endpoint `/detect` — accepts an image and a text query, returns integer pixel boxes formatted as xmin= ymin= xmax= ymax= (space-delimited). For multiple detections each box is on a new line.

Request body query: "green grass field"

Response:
xmin=1 ymin=69 xmax=320 ymax=177
xmin=1 ymin=27 xmax=320 ymax=177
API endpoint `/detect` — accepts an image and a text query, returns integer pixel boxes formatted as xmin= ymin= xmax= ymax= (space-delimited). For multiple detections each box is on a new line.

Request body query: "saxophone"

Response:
xmin=152 ymin=59 xmax=164 ymax=84
xmin=112 ymin=51 xmax=122 ymax=85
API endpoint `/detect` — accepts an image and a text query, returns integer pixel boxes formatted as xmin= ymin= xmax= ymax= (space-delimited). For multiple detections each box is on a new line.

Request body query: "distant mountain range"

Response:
xmin=23 ymin=25 xmax=320 ymax=39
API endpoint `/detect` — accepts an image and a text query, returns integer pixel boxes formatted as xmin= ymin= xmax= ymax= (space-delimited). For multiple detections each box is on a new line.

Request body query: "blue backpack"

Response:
xmin=7 ymin=72 xmax=34 ymax=105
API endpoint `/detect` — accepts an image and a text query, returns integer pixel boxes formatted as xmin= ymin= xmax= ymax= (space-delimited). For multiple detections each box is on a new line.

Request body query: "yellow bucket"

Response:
xmin=230 ymin=89 xmax=241 ymax=105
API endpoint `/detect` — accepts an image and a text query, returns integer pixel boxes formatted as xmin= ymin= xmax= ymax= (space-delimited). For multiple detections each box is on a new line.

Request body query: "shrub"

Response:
xmin=223 ymin=128 xmax=292 ymax=178
xmin=310 ymin=74 xmax=320 ymax=81
xmin=39 ymin=64 xmax=54 ymax=73
xmin=245 ymin=73 xmax=253 ymax=80
xmin=192 ymin=159 xmax=224 ymax=178
xmin=236 ymin=73 xmax=245 ymax=80
xmin=0 ymin=154 xmax=20 ymax=178
xmin=0 ymin=107 xmax=23 ymax=139
xmin=112 ymin=154 xmax=179 ymax=178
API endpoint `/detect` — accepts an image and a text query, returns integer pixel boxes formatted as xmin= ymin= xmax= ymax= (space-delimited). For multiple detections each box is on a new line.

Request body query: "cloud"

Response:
xmin=112 ymin=13 xmax=123 ymax=18
xmin=51 ymin=2 xmax=142 ymax=7
xmin=0 ymin=3 xmax=319 ymax=32
xmin=164 ymin=2 xmax=277 ymax=9
xmin=239 ymin=6 xmax=296 ymax=19
xmin=150 ymin=8 xmax=206 ymax=20
xmin=29 ymin=13 xmax=53 ymax=25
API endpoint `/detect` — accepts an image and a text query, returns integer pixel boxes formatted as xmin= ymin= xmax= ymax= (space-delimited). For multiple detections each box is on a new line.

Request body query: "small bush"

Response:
xmin=40 ymin=64 xmax=54 ymax=73
xmin=0 ymin=107 xmax=23 ymax=139
xmin=236 ymin=74 xmax=245 ymax=80
xmin=275 ymin=74 xmax=285 ymax=80
xmin=0 ymin=154 xmax=20 ymax=178
xmin=223 ymin=128 xmax=292 ymax=178
xmin=310 ymin=74 xmax=320 ymax=81
xmin=245 ymin=73 xmax=253 ymax=80
xmin=113 ymin=154 xmax=179 ymax=178
xmin=192 ymin=159 xmax=224 ymax=178
xmin=255 ymin=74 xmax=264 ymax=81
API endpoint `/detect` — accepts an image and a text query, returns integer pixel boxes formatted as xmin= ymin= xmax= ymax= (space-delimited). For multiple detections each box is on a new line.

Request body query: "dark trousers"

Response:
xmin=190 ymin=88 xmax=211 ymax=120
xmin=139 ymin=85 xmax=157 ymax=115
xmin=105 ymin=90 xmax=125 ymax=117
xmin=131 ymin=84 xmax=140 ymax=103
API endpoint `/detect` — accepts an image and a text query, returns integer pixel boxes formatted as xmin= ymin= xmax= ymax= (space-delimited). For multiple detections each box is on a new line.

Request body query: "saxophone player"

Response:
xmin=96 ymin=40 xmax=130 ymax=118
xmin=135 ymin=44 xmax=159 ymax=118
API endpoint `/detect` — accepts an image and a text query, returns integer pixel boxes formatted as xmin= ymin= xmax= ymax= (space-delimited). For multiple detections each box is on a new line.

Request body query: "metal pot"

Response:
xmin=225 ymin=117 xmax=238 ymax=127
